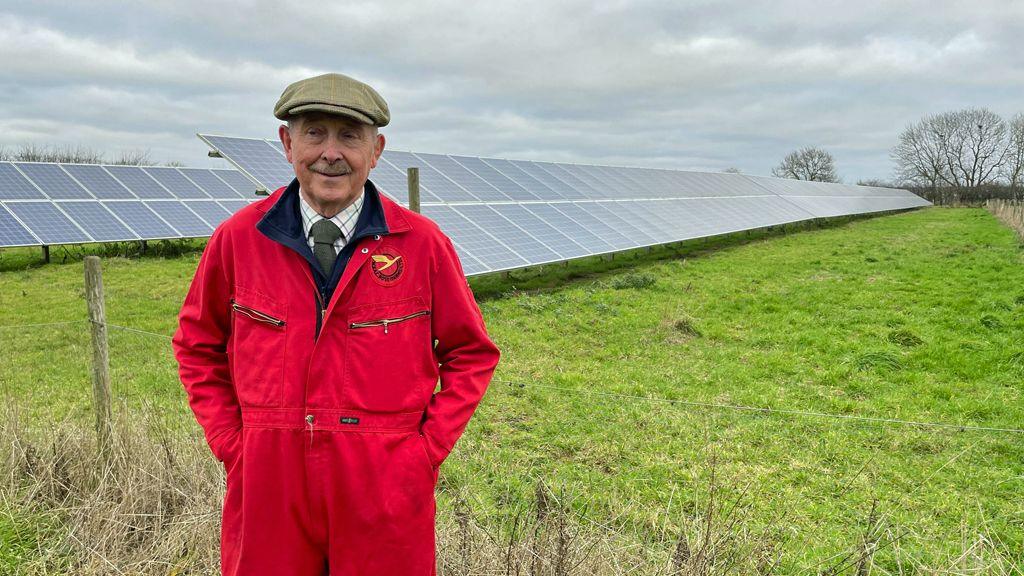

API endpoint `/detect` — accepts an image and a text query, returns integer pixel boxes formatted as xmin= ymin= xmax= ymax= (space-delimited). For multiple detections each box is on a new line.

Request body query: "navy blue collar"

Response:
xmin=256 ymin=178 xmax=390 ymax=281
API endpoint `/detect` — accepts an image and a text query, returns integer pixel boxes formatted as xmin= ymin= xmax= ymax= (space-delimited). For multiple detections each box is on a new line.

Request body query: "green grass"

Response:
xmin=2 ymin=208 xmax=1023 ymax=571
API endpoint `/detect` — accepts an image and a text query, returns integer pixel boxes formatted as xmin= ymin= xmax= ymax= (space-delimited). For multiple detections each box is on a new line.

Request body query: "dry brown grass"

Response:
xmin=1 ymin=404 xmax=1020 ymax=575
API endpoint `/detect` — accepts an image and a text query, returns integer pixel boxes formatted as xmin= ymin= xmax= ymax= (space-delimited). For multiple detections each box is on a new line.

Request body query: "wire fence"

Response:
xmin=3 ymin=314 xmax=1022 ymax=572
xmin=2 ymin=318 xmax=1022 ymax=436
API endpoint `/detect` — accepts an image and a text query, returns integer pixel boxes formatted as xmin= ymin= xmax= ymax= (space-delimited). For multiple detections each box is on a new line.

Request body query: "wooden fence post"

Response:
xmin=84 ymin=256 xmax=113 ymax=459
xmin=408 ymin=167 xmax=420 ymax=214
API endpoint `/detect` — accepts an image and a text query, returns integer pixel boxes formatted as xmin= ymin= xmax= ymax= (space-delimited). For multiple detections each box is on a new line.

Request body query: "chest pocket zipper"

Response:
xmin=231 ymin=299 xmax=286 ymax=327
xmin=349 ymin=309 xmax=430 ymax=334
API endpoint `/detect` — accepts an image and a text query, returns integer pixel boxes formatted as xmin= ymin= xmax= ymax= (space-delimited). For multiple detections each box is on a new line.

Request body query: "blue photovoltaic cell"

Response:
xmin=490 ymin=203 xmax=591 ymax=259
xmin=482 ymin=158 xmax=564 ymax=201
xmin=202 ymin=136 xmax=295 ymax=190
xmin=550 ymin=202 xmax=635 ymax=250
xmin=521 ymin=203 xmax=614 ymax=253
xmin=558 ymin=164 xmax=616 ymax=199
xmin=104 ymin=201 xmax=179 ymax=238
xmin=450 ymin=155 xmax=540 ymax=201
xmin=144 ymin=167 xmax=209 ymax=199
xmin=383 ymin=151 xmax=477 ymax=203
xmin=587 ymin=166 xmax=646 ymax=198
xmin=0 ymin=204 xmax=39 ymax=245
xmin=8 ymin=202 xmax=91 ymax=243
xmin=453 ymin=204 xmax=560 ymax=264
xmin=56 ymin=201 xmax=137 ymax=241
xmin=414 ymin=153 xmax=510 ymax=202
xmin=422 ymin=205 xmax=527 ymax=270
xmin=368 ymin=161 xmax=413 ymax=204
xmin=15 ymin=163 xmax=92 ymax=199
xmin=146 ymin=202 xmax=213 ymax=236
xmin=538 ymin=163 xmax=603 ymax=198
xmin=184 ymin=201 xmax=232 ymax=228
xmin=0 ymin=163 xmax=45 ymax=200
xmin=508 ymin=160 xmax=587 ymax=200
xmin=584 ymin=202 xmax=662 ymax=245
xmin=105 ymin=166 xmax=173 ymax=199
xmin=614 ymin=200 xmax=677 ymax=242
xmin=213 ymin=169 xmax=259 ymax=197
xmin=217 ymin=200 xmax=249 ymax=215
xmin=62 ymin=165 xmax=135 ymax=199
xmin=180 ymin=168 xmax=243 ymax=198
xmin=376 ymin=151 xmax=440 ymax=202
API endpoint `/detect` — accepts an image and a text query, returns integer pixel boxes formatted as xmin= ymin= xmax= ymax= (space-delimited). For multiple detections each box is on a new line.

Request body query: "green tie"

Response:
xmin=311 ymin=219 xmax=343 ymax=275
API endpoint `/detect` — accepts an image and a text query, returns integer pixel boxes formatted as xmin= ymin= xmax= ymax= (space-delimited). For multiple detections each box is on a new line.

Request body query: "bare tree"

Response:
xmin=1005 ymin=114 xmax=1024 ymax=197
xmin=771 ymin=146 xmax=839 ymax=182
xmin=721 ymin=167 xmax=742 ymax=174
xmin=893 ymin=108 xmax=1010 ymax=190
xmin=0 ymin=144 xmax=153 ymax=165
xmin=892 ymin=118 xmax=948 ymax=190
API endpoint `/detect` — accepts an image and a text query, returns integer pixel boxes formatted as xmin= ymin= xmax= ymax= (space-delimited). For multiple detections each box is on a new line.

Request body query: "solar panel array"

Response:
xmin=200 ymin=134 xmax=930 ymax=276
xmin=0 ymin=162 xmax=261 ymax=247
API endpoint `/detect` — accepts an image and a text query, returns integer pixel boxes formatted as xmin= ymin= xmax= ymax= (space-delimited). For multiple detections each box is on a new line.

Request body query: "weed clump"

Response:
xmin=672 ymin=316 xmax=702 ymax=338
xmin=980 ymin=314 xmax=1003 ymax=330
xmin=887 ymin=329 xmax=923 ymax=347
xmin=611 ymin=273 xmax=656 ymax=290
xmin=851 ymin=351 xmax=903 ymax=372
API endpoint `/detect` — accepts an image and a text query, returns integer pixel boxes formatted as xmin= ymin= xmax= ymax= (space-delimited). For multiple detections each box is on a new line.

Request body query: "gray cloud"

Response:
xmin=1 ymin=1 xmax=1022 ymax=181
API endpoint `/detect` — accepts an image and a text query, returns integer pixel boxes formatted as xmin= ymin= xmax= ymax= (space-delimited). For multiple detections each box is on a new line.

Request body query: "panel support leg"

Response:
xmin=42 ymin=245 xmax=49 ymax=263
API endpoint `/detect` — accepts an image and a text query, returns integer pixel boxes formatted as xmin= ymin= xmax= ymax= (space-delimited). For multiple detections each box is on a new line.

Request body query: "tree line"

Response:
xmin=0 ymin=144 xmax=170 ymax=166
xmin=765 ymin=108 xmax=1024 ymax=206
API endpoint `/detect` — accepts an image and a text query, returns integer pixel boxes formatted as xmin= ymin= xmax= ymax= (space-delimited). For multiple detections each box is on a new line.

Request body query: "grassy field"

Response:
xmin=1 ymin=207 xmax=1022 ymax=573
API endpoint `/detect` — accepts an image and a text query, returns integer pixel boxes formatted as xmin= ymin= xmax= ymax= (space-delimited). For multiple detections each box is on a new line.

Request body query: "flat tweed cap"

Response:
xmin=274 ymin=73 xmax=390 ymax=127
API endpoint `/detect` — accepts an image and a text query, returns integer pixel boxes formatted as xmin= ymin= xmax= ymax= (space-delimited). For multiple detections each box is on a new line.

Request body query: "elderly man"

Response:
xmin=173 ymin=73 xmax=500 ymax=575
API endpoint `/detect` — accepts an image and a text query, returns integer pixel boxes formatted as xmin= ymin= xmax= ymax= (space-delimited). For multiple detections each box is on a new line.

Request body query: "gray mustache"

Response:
xmin=311 ymin=162 xmax=351 ymax=176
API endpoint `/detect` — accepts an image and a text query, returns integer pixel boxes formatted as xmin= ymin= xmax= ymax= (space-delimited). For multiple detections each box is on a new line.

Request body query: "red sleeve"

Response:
xmin=172 ymin=228 xmax=241 ymax=463
xmin=420 ymin=234 xmax=500 ymax=468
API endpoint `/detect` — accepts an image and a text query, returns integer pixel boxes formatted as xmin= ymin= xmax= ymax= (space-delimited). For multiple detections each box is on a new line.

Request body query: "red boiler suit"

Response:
xmin=172 ymin=181 xmax=500 ymax=575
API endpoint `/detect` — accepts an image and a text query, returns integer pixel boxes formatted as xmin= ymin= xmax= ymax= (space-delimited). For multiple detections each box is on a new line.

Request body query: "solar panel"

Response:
xmin=146 ymin=202 xmax=214 ymax=236
xmin=217 ymin=199 xmax=249 ymax=215
xmin=367 ymin=160 xmax=412 ymax=204
xmin=7 ymin=202 xmax=91 ymax=243
xmin=413 ymin=153 xmax=504 ymax=202
xmin=520 ymin=203 xmax=615 ymax=254
xmin=61 ymin=165 xmax=135 ymax=200
xmin=0 ymin=163 xmax=45 ymax=200
xmin=548 ymin=202 xmax=635 ymax=250
xmin=452 ymin=204 xmax=561 ymax=264
xmin=536 ymin=162 xmax=602 ymax=199
xmin=197 ymin=134 xmax=932 ymax=276
xmin=104 ymin=166 xmax=173 ymax=199
xmin=183 ymin=200 xmax=232 ymax=228
xmin=377 ymin=155 xmax=443 ymax=203
xmin=384 ymin=151 xmax=477 ymax=203
xmin=490 ymin=203 xmax=590 ymax=259
xmin=212 ymin=169 xmax=260 ymax=197
xmin=15 ymin=163 xmax=92 ymax=199
xmin=450 ymin=155 xmax=540 ymax=201
xmin=484 ymin=158 xmax=564 ymax=201
xmin=422 ymin=205 xmax=528 ymax=270
xmin=584 ymin=202 xmax=662 ymax=246
xmin=180 ymin=168 xmax=243 ymax=199
xmin=104 ymin=201 xmax=179 ymax=239
xmin=507 ymin=160 xmax=586 ymax=200
xmin=0 ymin=204 xmax=39 ymax=246
xmin=55 ymin=201 xmax=137 ymax=241
xmin=200 ymin=135 xmax=295 ymax=191
xmin=143 ymin=167 xmax=209 ymax=199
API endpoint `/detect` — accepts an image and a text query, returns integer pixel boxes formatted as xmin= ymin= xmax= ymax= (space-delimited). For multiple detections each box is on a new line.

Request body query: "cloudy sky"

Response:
xmin=1 ymin=1 xmax=1021 ymax=183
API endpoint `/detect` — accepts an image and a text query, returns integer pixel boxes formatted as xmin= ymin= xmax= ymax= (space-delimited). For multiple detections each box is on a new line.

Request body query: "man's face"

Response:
xmin=279 ymin=113 xmax=385 ymax=213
